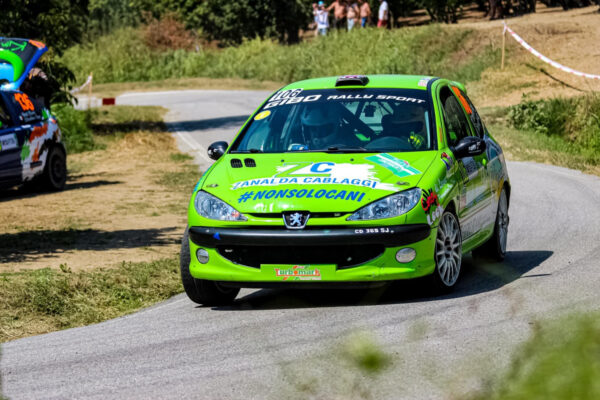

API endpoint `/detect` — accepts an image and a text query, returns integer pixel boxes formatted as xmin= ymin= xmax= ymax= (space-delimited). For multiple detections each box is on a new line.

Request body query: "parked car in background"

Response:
xmin=0 ymin=37 xmax=66 ymax=191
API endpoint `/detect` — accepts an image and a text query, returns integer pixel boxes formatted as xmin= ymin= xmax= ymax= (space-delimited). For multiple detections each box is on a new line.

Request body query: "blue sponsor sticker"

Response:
xmin=237 ymin=188 xmax=366 ymax=203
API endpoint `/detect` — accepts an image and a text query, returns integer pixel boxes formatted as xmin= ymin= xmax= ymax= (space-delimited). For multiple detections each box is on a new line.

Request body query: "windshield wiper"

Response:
xmin=230 ymin=148 xmax=263 ymax=154
xmin=324 ymin=146 xmax=378 ymax=153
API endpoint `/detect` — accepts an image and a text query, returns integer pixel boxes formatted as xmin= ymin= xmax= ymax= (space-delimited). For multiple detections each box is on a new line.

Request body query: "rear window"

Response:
xmin=231 ymin=88 xmax=434 ymax=154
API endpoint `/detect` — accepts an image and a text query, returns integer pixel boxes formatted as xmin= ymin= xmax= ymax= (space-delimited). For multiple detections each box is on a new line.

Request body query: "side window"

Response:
xmin=440 ymin=87 xmax=471 ymax=146
xmin=452 ymin=86 xmax=485 ymax=138
xmin=0 ymin=97 xmax=12 ymax=128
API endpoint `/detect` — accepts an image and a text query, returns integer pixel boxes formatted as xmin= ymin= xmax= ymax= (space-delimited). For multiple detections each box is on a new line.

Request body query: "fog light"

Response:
xmin=196 ymin=248 xmax=209 ymax=264
xmin=395 ymin=248 xmax=416 ymax=263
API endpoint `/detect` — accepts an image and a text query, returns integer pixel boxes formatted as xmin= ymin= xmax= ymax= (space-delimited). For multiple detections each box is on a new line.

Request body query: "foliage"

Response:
xmin=471 ymin=314 xmax=600 ymax=400
xmin=421 ymin=0 xmax=469 ymax=23
xmin=142 ymin=12 xmax=195 ymax=51
xmin=0 ymin=0 xmax=89 ymax=104
xmin=508 ymin=94 xmax=600 ymax=150
xmin=0 ymin=258 xmax=181 ymax=342
xmin=61 ymin=25 xmax=499 ymax=85
xmin=51 ymin=104 xmax=96 ymax=154
xmin=197 ymin=0 xmax=311 ymax=45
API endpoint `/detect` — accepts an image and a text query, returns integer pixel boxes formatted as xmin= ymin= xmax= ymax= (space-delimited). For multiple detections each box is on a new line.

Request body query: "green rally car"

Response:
xmin=180 ymin=74 xmax=510 ymax=305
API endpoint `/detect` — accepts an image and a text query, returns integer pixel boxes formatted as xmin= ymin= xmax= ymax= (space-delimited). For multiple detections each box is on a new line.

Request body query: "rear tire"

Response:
xmin=472 ymin=188 xmax=509 ymax=261
xmin=180 ymin=227 xmax=239 ymax=306
xmin=431 ymin=211 xmax=462 ymax=293
xmin=42 ymin=146 xmax=67 ymax=191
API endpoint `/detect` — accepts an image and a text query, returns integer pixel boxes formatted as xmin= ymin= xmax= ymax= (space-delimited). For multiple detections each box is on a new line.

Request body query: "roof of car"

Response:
xmin=281 ymin=74 xmax=439 ymax=91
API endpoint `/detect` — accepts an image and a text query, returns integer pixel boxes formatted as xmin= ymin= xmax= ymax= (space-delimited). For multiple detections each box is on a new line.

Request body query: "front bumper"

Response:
xmin=187 ymin=224 xmax=437 ymax=284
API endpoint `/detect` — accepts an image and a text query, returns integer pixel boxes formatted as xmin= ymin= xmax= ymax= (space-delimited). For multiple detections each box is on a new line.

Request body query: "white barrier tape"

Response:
xmin=70 ymin=74 xmax=93 ymax=94
xmin=504 ymin=22 xmax=600 ymax=80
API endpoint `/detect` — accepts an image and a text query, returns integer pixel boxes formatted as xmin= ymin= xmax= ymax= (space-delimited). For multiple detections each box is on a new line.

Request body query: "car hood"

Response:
xmin=0 ymin=38 xmax=47 ymax=90
xmin=202 ymin=151 xmax=437 ymax=213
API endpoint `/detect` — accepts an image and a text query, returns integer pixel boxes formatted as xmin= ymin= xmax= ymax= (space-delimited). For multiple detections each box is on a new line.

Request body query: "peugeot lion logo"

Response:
xmin=283 ymin=211 xmax=310 ymax=229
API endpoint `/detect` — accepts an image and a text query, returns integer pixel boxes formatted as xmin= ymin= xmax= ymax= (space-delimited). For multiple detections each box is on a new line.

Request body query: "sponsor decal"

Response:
xmin=441 ymin=152 xmax=453 ymax=171
xmin=232 ymin=161 xmax=397 ymax=191
xmin=237 ymin=188 xmax=366 ymax=203
xmin=418 ymin=77 xmax=432 ymax=87
xmin=366 ymin=153 xmax=421 ymax=178
xmin=254 ymin=110 xmax=271 ymax=121
xmin=0 ymin=134 xmax=18 ymax=151
xmin=275 ymin=265 xmax=321 ymax=281
xmin=421 ymin=189 xmax=439 ymax=214
xmin=422 ymin=189 xmax=444 ymax=226
xmin=263 ymin=89 xmax=322 ymax=109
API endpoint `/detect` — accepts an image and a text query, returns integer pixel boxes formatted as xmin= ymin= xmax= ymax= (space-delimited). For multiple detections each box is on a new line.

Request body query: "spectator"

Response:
xmin=312 ymin=2 xmax=319 ymax=36
xmin=316 ymin=2 xmax=330 ymax=36
xmin=327 ymin=0 xmax=347 ymax=30
xmin=377 ymin=0 xmax=389 ymax=28
xmin=347 ymin=1 xmax=360 ymax=31
xmin=359 ymin=0 xmax=371 ymax=27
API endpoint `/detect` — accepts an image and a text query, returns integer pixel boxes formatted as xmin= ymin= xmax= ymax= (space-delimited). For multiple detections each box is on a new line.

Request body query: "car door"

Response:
xmin=452 ymin=86 xmax=498 ymax=232
xmin=438 ymin=85 xmax=493 ymax=240
xmin=0 ymin=91 xmax=26 ymax=184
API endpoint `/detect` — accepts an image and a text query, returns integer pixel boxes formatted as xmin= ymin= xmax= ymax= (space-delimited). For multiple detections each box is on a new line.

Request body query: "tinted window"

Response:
xmin=231 ymin=88 xmax=434 ymax=153
xmin=0 ymin=97 xmax=11 ymax=128
xmin=440 ymin=87 xmax=471 ymax=146
xmin=452 ymin=86 xmax=485 ymax=138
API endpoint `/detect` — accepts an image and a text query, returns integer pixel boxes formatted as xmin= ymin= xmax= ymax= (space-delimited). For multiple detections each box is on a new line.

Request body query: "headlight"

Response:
xmin=194 ymin=191 xmax=247 ymax=221
xmin=347 ymin=188 xmax=421 ymax=221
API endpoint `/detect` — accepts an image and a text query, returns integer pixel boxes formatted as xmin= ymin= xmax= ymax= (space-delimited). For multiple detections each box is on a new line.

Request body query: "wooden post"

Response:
xmin=501 ymin=24 xmax=506 ymax=70
xmin=88 ymin=72 xmax=93 ymax=109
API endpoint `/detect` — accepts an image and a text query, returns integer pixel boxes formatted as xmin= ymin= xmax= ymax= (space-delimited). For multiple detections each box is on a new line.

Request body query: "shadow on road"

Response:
xmin=212 ymin=250 xmax=554 ymax=311
xmin=0 ymin=227 xmax=179 ymax=263
xmin=165 ymin=115 xmax=249 ymax=133
xmin=0 ymin=178 xmax=121 ymax=203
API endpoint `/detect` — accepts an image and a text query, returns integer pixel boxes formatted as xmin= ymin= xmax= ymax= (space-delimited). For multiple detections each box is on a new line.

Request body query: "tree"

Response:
xmin=0 ymin=0 xmax=89 ymax=104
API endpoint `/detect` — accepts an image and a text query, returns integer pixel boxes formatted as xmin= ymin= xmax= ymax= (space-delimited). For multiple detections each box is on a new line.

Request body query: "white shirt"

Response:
xmin=316 ymin=9 xmax=329 ymax=29
xmin=378 ymin=1 xmax=389 ymax=21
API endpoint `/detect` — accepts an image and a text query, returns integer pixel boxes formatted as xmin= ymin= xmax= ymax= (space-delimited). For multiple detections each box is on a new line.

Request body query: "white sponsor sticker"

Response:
xmin=0 ymin=134 xmax=18 ymax=151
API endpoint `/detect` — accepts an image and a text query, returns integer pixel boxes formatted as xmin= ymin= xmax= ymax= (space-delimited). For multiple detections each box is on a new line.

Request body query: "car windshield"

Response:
xmin=230 ymin=88 xmax=434 ymax=154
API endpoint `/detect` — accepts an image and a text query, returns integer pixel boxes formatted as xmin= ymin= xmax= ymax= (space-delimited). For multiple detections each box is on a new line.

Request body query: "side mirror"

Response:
xmin=207 ymin=141 xmax=228 ymax=160
xmin=452 ymin=136 xmax=486 ymax=159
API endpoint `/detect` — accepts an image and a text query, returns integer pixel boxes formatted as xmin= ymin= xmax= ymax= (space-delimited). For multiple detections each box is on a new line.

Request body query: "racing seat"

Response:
xmin=381 ymin=113 xmax=424 ymax=139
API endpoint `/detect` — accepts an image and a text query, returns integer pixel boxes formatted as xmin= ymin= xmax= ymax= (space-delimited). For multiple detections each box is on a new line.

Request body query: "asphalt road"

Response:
xmin=2 ymin=91 xmax=600 ymax=399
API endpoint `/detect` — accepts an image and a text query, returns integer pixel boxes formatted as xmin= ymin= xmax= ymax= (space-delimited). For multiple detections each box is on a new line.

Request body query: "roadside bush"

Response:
xmin=508 ymin=95 xmax=600 ymax=150
xmin=52 ymin=104 xmax=96 ymax=154
xmin=61 ymin=25 xmax=499 ymax=85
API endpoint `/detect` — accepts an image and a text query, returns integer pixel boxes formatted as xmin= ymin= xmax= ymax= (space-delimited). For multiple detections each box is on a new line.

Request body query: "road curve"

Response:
xmin=2 ymin=91 xmax=600 ymax=400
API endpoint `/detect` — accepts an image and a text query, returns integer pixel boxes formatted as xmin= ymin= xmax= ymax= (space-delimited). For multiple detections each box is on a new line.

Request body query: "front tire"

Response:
xmin=472 ymin=188 xmax=509 ymax=261
xmin=431 ymin=211 xmax=462 ymax=292
xmin=180 ymin=228 xmax=239 ymax=306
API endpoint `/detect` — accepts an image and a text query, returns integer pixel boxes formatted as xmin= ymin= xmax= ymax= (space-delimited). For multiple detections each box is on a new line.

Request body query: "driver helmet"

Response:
xmin=300 ymin=105 xmax=339 ymax=149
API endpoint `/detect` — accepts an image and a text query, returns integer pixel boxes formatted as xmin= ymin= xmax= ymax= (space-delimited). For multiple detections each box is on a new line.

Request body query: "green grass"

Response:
xmin=52 ymin=104 xmax=167 ymax=154
xmin=61 ymin=25 xmax=499 ymax=85
xmin=482 ymin=96 xmax=600 ymax=175
xmin=0 ymin=258 xmax=182 ymax=342
xmin=471 ymin=314 xmax=600 ymax=400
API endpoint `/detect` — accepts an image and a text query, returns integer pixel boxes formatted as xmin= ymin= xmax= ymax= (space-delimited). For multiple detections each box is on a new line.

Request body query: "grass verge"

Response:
xmin=61 ymin=25 xmax=498 ymax=86
xmin=471 ymin=313 xmax=600 ymax=400
xmin=0 ymin=259 xmax=181 ymax=342
xmin=1 ymin=104 xmax=197 ymax=341
xmin=90 ymin=77 xmax=283 ymax=98
xmin=482 ymin=100 xmax=600 ymax=176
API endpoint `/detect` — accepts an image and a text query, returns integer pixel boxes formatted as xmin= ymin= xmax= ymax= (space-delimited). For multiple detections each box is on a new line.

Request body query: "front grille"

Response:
xmin=217 ymin=244 xmax=385 ymax=269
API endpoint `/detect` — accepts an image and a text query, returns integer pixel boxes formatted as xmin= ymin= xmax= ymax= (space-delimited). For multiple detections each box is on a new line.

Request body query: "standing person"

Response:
xmin=347 ymin=1 xmax=360 ymax=31
xmin=316 ymin=2 xmax=330 ymax=36
xmin=359 ymin=0 xmax=371 ymax=27
xmin=377 ymin=0 xmax=389 ymax=28
xmin=312 ymin=3 xmax=319 ymax=36
xmin=327 ymin=0 xmax=347 ymax=30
